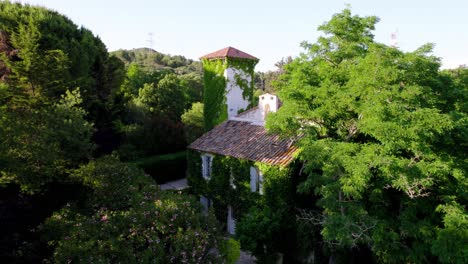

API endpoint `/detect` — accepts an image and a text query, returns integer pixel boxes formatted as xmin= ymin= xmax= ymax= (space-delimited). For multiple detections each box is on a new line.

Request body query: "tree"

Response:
xmin=0 ymin=89 xmax=94 ymax=193
xmin=41 ymin=157 xmax=224 ymax=263
xmin=267 ymin=8 xmax=467 ymax=263
xmin=181 ymin=102 xmax=204 ymax=143
xmin=2 ymin=19 xmax=69 ymax=100
xmin=0 ymin=2 xmax=126 ymax=156
xmin=136 ymin=73 xmax=186 ymax=121
xmin=180 ymin=72 xmax=204 ymax=106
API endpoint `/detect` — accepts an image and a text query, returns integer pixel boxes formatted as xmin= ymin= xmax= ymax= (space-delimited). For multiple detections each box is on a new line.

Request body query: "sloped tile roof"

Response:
xmin=200 ymin=46 xmax=259 ymax=61
xmin=188 ymin=120 xmax=298 ymax=166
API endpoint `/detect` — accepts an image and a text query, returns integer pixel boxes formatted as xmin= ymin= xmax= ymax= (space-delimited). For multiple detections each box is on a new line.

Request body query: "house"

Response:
xmin=187 ymin=47 xmax=298 ymax=236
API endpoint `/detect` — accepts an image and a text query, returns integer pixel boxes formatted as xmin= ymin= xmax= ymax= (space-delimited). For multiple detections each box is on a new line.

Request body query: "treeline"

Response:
xmin=0 ymin=2 xmax=223 ymax=262
xmin=114 ymin=61 xmax=203 ymax=160
xmin=112 ymin=47 xmax=202 ymax=74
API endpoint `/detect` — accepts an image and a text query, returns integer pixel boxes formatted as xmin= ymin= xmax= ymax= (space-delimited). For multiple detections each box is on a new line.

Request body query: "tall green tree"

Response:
xmin=2 ymin=18 xmax=69 ymax=100
xmin=181 ymin=102 xmax=204 ymax=143
xmin=0 ymin=88 xmax=94 ymax=193
xmin=136 ymin=73 xmax=186 ymax=121
xmin=268 ymin=8 xmax=467 ymax=263
xmin=0 ymin=2 xmax=126 ymax=156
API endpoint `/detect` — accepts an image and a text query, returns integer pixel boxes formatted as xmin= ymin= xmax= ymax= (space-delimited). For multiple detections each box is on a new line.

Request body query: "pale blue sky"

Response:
xmin=19 ymin=0 xmax=468 ymax=72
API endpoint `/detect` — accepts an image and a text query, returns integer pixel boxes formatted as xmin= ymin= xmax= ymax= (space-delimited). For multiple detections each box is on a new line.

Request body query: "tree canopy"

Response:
xmin=0 ymin=2 xmax=218 ymax=262
xmin=41 ymin=157 xmax=224 ymax=263
xmin=267 ymin=8 xmax=467 ymax=263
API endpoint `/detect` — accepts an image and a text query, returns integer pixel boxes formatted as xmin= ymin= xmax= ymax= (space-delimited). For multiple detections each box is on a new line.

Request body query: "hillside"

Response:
xmin=111 ymin=48 xmax=202 ymax=74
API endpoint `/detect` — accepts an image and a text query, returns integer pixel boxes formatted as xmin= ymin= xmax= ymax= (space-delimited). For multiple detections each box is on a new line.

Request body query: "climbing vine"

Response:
xmin=201 ymin=58 xmax=257 ymax=130
xmin=186 ymin=150 xmax=298 ymax=261
xmin=202 ymin=59 xmax=227 ymax=130
xmin=227 ymin=58 xmax=256 ymax=105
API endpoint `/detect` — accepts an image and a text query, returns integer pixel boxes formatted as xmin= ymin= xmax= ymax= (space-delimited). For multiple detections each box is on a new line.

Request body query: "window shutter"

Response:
xmin=207 ymin=156 xmax=212 ymax=177
xmin=201 ymin=155 xmax=207 ymax=179
xmin=250 ymin=166 xmax=257 ymax=192
xmin=200 ymin=196 xmax=208 ymax=213
xmin=201 ymin=154 xmax=213 ymax=180
xmin=258 ymin=171 xmax=264 ymax=195
xmin=227 ymin=205 xmax=236 ymax=235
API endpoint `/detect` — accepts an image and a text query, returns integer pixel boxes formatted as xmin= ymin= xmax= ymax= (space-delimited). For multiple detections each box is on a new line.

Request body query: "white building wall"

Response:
xmin=259 ymin=93 xmax=279 ymax=119
xmin=224 ymin=67 xmax=251 ymax=119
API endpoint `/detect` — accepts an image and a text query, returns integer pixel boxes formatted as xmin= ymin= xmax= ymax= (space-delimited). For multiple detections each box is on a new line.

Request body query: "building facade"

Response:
xmin=188 ymin=47 xmax=298 ymax=237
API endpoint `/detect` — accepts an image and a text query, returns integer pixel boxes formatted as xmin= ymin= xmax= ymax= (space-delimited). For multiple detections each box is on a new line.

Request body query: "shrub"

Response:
xmin=220 ymin=238 xmax=241 ymax=264
xmin=41 ymin=156 xmax=224 ymax=263
xmin=131 ymin=151 xmax=187 ymax=184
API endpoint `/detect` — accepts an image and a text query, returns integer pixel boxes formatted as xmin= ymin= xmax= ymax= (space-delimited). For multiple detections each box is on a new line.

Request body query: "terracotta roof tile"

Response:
xmin=200 ymin=46 xmax=259 ymax=61
xmin=188 ymin=120 xmax=298 ymax=166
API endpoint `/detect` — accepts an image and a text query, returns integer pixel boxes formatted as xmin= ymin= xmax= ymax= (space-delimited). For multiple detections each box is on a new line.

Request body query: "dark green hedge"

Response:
xmin=130 ymin=151 xmax=187 ymax=184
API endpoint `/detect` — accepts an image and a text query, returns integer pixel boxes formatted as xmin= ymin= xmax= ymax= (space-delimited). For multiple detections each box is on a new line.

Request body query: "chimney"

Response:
xmin=259 ymin=93 xmax=278 ymax=120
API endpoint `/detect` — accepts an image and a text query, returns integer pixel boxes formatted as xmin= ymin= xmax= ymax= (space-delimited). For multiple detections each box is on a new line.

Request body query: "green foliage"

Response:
xmin=120 ymin=114 xmax=185 ymax=157
xmin=431 ymin=202 xmax=468 ymax=264
xmin=3 ymin=18 xmax=67 ymax=98
xmin=202 ymin=59 xmax=228 ymax=130
xmin=71 ymin=156 xmax=152 ymax=210
xmin=118 ymin=63 xmax=169 ymax=99
xmin=228 ymin=58 xmax=256 ymax=103
xmin=236 ymin=163 xmax=296 ymax=262
xmin=268 ymin=8 xmax=467 ymax=263
xmin=131 ymin=151 xmax=187 ymax=167
xmin=180 ymin=72 xmax=204 ymax=107
xmin=181 ymin=102 xmax=204 ymax=143
xmin=135 ymin=73 xmax=186 ymax=121
xmin=116 ymin=69 xmax=190 ymax=159
xmin=236 ymin=206 xmax=282 ymax=261
xmin=219 ymin=238 xmax=241 ymax=264
xmin=0 ymin=0 xmax=123 ymax=108
xmin=130 ymin=151 xmax=187 ymax=184
xmin=187 ymin=151 xmax=297 ymax=261
xmin=111 ymin=48 xmax=202 ymax=75
xmin=0 ymin=88 xmax=94 ymax=193
xmin=440 ymin=65 xmax=468 ymax=113
xmin=0 ymin=1 xmax=125 ymax=154
xmin=42 ymin=157 xmax=224 ymax=263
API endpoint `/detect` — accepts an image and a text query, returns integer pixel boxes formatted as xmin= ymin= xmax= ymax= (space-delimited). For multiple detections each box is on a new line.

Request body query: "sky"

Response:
xmin=18 ymin=0 xmax=468 ymax=72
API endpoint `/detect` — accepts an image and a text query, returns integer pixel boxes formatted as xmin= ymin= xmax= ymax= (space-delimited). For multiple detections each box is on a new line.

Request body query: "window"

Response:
xmin=200 ymin=196 xmax=212 ymax=213
xmin=250 ymin=166 xmax=264 ymax=194
xmin=201 ymin=154 xmax=213 ymax=180
xmin=227 ymin=205 xmax=236 ymax=235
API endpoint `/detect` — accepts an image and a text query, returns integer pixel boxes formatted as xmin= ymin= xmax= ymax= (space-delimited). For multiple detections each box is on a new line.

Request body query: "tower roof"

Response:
xmin=200 ymin=46 xmax=258 ymax=61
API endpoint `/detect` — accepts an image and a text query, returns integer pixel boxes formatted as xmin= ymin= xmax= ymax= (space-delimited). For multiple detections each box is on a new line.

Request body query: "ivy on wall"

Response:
xmin=201 ymin=58 xmax=257 ymax=131
xmin=186 ymin=150 xmax=298 ymax=261
xmin=202 ymin=59 xmax=228 ymax=131
xmin=227 ymin=58 xmax=256 ymax=105
xmin=187 ymin=151 xmax=258 ymax=221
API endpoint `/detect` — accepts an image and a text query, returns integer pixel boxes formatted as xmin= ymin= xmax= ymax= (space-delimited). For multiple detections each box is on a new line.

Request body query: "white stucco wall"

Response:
xmin=224 ymin=67 xmax=251 ymax=119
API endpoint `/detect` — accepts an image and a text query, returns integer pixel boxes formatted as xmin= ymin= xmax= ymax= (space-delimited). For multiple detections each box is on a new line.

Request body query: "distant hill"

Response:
xmin=111 ymin=48 xmax=202 ymax=74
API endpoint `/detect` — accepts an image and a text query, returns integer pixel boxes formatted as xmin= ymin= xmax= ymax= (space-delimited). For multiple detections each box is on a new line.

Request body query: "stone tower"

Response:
xmin=200 ymin=47 xmax=258 ymax=130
